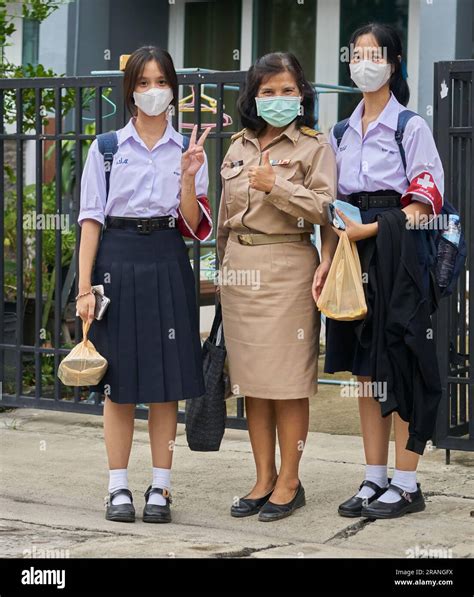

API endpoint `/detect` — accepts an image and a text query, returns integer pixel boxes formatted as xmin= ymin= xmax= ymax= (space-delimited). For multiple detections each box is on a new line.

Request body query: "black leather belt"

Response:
xmin=348 ymin=191 xmax=402 ymax=210
xmin=104 ymin=215 xmax=178 ymax=234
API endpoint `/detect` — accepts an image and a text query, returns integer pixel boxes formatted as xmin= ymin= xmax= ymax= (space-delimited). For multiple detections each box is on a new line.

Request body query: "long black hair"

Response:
xmin=348 ymin=23 xmax=410 ymax=106
xmin=237 ymin=52 xmax=316 ymax=132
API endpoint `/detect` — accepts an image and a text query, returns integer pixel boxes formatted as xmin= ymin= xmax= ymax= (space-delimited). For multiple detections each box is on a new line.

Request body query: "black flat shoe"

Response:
xmin=143 ymin=485 xmax=172 ymax=523
xmin=230 ymin=488 xmax=274 ymax=518
xmin=361 ymin=482 xmax=426 ymax=519
xmin=258 ymin=481 xmax=305 ymax=522
xmin=338 ymin=479 xmax=391 ymax=518
xmin=105 ymin=488 xmax=135 ymax=523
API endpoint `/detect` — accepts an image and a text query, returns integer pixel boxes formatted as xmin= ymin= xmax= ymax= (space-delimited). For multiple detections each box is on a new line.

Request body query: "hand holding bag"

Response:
xmin=185 ymin=303 xmax=228 ymax=451
xmin=317 ymin=231 xmax=368 ymax=321
xmin=58 ymin=320 xmax=108 ymax=386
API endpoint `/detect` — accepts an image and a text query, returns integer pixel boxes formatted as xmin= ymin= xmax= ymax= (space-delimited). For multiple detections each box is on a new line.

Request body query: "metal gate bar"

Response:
xmin=433 ymin=60 xmax=473 ymax=459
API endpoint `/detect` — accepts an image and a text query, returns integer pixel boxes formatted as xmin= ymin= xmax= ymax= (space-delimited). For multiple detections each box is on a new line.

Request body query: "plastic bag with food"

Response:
xmin=58 ymin=320 xmax=108 ymax=386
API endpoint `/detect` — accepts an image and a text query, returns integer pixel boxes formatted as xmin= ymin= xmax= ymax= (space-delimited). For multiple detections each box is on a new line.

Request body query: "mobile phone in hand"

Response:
xmin=328 ymin=203 xmax=346 ymax=230
xmin=92 ymin=285 xmax=110 ymax=320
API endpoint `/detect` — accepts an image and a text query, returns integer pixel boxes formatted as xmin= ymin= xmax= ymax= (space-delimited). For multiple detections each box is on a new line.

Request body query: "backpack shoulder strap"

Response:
xmin=395 ymin=110 xmax=417 ymax=173
xmin=333 ymin=118 xmax=350 ymax=148
xmin=96 ymin=131 xmax=118 ymax=201
xmin=182 ymin=134 xmax=190 ymax=153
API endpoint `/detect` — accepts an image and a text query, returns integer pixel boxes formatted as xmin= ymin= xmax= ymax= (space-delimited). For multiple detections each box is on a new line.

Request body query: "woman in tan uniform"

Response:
xmin=217 ymin=52 xmax=337 ymax=522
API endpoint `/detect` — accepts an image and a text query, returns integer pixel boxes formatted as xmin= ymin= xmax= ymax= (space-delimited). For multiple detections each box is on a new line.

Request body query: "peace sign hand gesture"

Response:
xmin=181 ymin=124 xmax=211 ymax=178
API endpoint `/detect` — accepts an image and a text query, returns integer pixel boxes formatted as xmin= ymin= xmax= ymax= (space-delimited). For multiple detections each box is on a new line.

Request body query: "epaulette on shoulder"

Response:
xmin=230 ymin=129 xmax=246 ymax=143
xmin=300 ymin=126 xmax=321 ymax=138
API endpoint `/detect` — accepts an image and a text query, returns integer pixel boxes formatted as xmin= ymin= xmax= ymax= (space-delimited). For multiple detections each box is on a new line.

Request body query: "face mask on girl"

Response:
xmin=133 ymin=87 xmax=173 ymax=116
xmin=255 ymin=95 xmax=303 ymax=128
xmin=349 ymin=60 xmax=391 ymax=93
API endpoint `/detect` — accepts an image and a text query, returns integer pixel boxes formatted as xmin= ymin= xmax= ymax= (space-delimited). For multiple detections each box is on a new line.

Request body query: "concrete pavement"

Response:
xmin=1 ymin=408 xmax=473 ymax=558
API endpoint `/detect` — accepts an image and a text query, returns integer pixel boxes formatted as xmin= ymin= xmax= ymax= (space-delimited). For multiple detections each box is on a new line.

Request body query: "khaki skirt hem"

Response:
xmin=220 ymin=235 xmax=320 ymax=400
xmin=227 ymin=384 xmax=319 ymax=400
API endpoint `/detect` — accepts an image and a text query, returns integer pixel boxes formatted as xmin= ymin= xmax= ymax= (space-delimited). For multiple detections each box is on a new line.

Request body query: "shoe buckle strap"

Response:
xmin=389 ymin=483 xmax=412 ymax=502
xmin=108 ymin=487 xmax=133 ymax=503
xmin=145 ymin=486 xmax=173 ymax=504
xmin=359 ymin=480 xmax=382 ymax=493
xmin=161 ymin=487 xmax=173 ymax=504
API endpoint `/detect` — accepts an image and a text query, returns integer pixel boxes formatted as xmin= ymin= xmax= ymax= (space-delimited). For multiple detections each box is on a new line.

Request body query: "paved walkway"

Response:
xmin=1 ymin=408 xmax=473 ymax=558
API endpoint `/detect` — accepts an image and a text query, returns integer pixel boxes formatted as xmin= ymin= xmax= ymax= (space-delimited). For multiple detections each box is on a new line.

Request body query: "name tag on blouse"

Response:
xmin=227 ymin=160 xmax=244 ymax=168
xmin=270 ymin=159 xmax=291 ymax=166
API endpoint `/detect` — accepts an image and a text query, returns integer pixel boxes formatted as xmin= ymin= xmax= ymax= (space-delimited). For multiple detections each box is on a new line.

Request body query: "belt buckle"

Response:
xmin=137 ymin=218 xmax=151 ymax=234
xmin=238 ymin=234 xmax=252 ymax=245
xmin=359 ymin=194 xmax=369 ymax=210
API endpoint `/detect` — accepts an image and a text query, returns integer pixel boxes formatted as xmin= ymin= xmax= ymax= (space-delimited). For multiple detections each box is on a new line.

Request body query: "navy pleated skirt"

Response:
xmin=87 ymin=226 xmax=205 ymax=404
xmin=324 ymin=205 xmax=433 ymax=377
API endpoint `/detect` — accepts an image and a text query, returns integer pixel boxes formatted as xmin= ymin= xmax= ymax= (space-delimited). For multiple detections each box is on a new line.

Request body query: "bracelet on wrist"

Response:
xmin=75 ymin=289 xmax=94 ymax=301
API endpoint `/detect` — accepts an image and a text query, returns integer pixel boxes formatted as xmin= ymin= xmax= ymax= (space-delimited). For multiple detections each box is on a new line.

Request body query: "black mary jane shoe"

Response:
xmin=361 ymin=482 xmax=426 ymax=520
xmin=143 ymin=485 xmax=172 ymax=524
xmin=337 ymin=479 xmax=391 ymax=518
xmin=230 ymin=488 xmax=274 ymax=518
xmin=258 ymin=481 xmax=306 ymax=522
xmin=105 ymin=488 xmax=135 ymax=523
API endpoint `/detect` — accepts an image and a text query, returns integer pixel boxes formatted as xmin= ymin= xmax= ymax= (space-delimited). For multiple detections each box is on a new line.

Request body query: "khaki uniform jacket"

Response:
xmin=217 ymin=120 xmax=337 ymax=263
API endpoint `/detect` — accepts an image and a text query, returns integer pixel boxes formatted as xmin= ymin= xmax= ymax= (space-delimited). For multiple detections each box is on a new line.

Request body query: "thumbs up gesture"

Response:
xmin=248 ymin=151 xmax=276 ymax=193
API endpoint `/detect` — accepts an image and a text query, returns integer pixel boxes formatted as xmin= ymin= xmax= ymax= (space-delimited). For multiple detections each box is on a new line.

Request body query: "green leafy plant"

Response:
xmin=1 ymin=1 xmax=108 ymax=395
xmin=2 ymin=1 xmax=97 ymax=333
xmin=1 ymin=1 xmax=76 ymax=130
xmin=3 ymin=180 xmax=76 ymax=326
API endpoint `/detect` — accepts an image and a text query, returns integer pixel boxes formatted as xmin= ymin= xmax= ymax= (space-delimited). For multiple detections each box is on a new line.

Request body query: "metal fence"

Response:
xmin=2 ymin=67 xmax=472 ymax=455
xmin=433 ymin=60 xmax=473 ymax=461
xmin=0 ymin=70 xmax=250 ymax=427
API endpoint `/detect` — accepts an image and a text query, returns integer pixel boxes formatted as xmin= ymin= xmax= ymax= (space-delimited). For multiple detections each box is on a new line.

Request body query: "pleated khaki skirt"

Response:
xmin=88 ymin=226 xmax=205 ymax=404
xmin=220 ymin=232 xmax=320 ymax=400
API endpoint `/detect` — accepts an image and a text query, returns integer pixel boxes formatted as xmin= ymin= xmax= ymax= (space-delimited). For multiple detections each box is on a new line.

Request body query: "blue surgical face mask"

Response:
xmin=255 ymin=95 xmax=303 ymax=127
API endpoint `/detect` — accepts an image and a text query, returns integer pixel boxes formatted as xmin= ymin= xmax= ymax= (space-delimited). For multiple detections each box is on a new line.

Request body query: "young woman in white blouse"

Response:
xmin=76 ymin=46 xmax=212 ymax=524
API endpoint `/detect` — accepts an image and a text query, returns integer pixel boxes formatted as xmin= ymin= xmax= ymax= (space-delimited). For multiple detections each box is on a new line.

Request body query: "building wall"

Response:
xmin=65 ymin=0 xmax=169 ymax=76
xmin=455 ymin=0 xmax=473 ymax=59
xmin=416 ymin=0 xmax=472 ymax=128
xmin=3 ymin=1 xmax=23 ymax=67
xmin=66 ymin=0 xmax=111 ymax=76
xmin=38 ymin=2 xmax=69 ymax=74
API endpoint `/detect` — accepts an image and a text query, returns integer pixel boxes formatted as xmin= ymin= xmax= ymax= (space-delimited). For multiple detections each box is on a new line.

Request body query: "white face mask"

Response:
xmin=349 ymin=60 xmax=391 ymax=92
xmin=133 ymin=87 xmax=173 ymax=116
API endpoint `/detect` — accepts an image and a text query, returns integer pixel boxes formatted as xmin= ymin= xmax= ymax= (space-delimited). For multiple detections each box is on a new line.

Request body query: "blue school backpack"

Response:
xmin=96 ymin=131 xmax=190 ymax=201
xmin=332 ymin=111 xmax=467 ymax=301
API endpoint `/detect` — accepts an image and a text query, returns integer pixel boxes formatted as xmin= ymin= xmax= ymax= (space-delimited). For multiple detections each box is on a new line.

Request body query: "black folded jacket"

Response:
xmin=357 ymin=208 xmax=442 ymax=455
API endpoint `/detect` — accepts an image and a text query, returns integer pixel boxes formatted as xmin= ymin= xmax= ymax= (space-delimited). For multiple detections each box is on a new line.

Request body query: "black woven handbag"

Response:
xmin=185 ymin=303 xmax=227 ymax=451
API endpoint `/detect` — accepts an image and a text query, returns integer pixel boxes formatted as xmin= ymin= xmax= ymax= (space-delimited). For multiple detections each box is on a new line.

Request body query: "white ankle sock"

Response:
xmin=378 ymin=469 xmax=417 ymax=503
xmin=108 ymin=468 xmax=131 ymax=505
xmin=355 ymin=465 xmax=389 ymax=499
xmin=148 ymin=467 xmax=171 ymax=506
